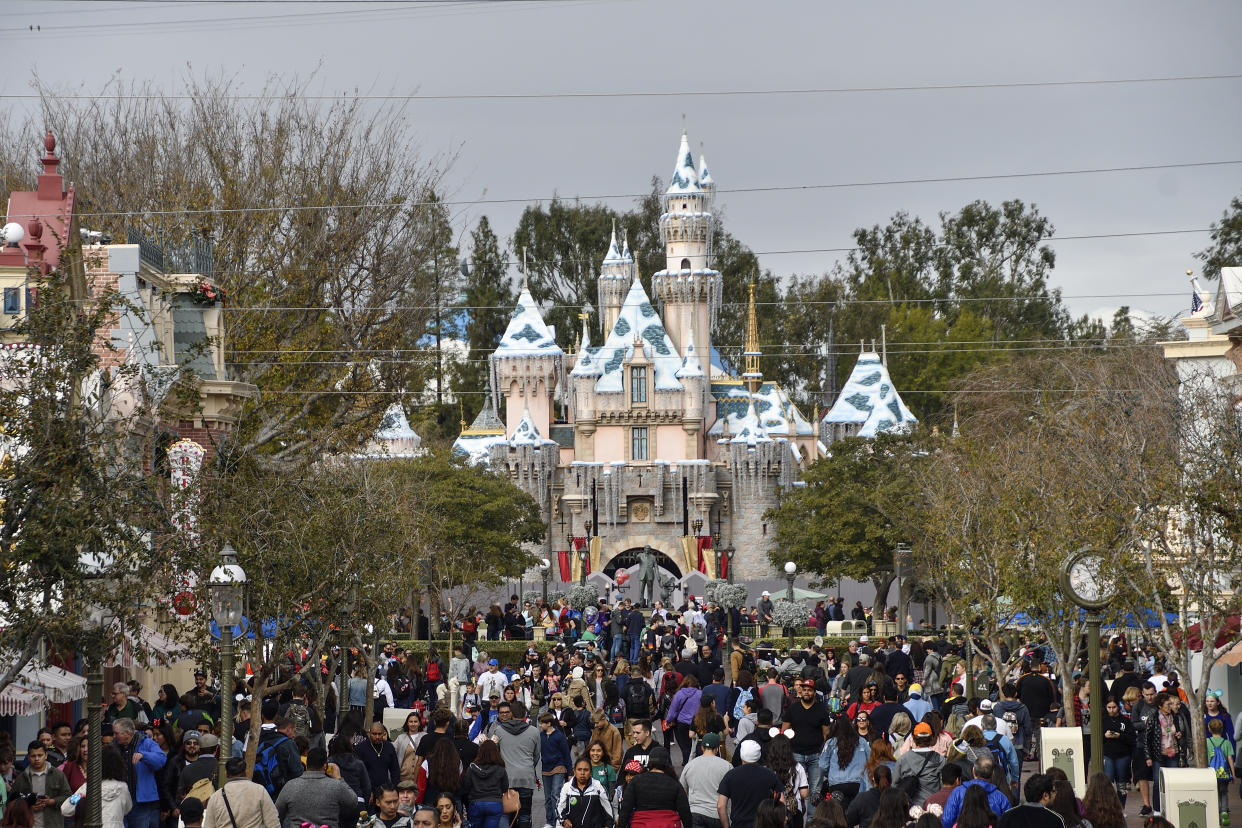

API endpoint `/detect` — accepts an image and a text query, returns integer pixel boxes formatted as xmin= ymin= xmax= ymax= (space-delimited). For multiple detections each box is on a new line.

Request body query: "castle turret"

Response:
xmin=597 ymin=223 xmax=636 ymax=335
xmin=653 ymin=132 xmax=722 ymax=371
xmin=491 ymin=281 xmax=563 ymax=438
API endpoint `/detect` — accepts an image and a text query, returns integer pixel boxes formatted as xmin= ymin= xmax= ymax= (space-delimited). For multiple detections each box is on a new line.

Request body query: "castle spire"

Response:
xmin=743 ymin=281 xmax=762 ymax=394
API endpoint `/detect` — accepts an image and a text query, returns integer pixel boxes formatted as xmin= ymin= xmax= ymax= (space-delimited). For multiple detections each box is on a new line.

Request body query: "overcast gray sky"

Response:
xmin=6 ymin=0 xmax=1242 ymax=321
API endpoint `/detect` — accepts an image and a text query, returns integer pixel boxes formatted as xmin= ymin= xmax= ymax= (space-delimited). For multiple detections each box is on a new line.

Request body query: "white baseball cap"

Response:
xmin=761 ymin=590 xmax=770 ymax=597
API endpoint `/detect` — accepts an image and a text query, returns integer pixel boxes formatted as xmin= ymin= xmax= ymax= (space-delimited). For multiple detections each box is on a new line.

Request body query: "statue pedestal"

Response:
xmin=1039 ymin=727 xmax=1085 ymax=798
xmin=533 ymin=628 xmax=546 ymax=642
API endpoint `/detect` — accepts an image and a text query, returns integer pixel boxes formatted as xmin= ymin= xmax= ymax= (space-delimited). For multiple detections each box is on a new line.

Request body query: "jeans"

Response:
xmin=794 ymin=751 xmax=822 ymax=799
xmin=628 ymin=637 xmax=641 ymax=663
xmin=692 ymin=817 xmax=723 ymax=828
xmin=468 ymin=799 xmax=504 ymax=828
xmin=125 ymin=802 xmax=160 ymax=828
xmin=1151 ymin=756 xmax=1179 ymax=813
xmin=543 ymin=773 xmax=565 ymax=826
xmin=611 ymin=634 xmax=625 ymax=660
xmin=425 ymin=680 xmax=441 ymax=705
xmin=514 ymin=787 xmax=533 ymax=828
xmin=1103 ymin=755 xmax=1130 ymax=804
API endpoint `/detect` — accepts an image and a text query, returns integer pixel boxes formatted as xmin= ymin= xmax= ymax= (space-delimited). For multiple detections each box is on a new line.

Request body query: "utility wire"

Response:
xmin=16 ymin=158 xmax=1234 ymax=221
xmin=3 ymin=72 xmax=1241 ymax=96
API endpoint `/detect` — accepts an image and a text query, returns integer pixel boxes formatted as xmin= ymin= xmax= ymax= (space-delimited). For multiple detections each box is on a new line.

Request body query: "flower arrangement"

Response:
xmin=190 ymin=279 xmax=226 ymax=306
xmin=771 ymin=599 xmax=808 ymax=629
xmin=704 ymin=579 xmax=748 ymax=609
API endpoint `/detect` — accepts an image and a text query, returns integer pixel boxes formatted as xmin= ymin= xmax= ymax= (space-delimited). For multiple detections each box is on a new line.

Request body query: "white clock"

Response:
xmin=1062 ymin=550 xmax=1114 ymax=609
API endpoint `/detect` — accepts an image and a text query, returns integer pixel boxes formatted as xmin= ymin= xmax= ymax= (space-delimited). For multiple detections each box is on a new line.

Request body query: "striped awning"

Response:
xmin=0 ymin=683 xmax=48 ymax=716
xmin=18 ymin=664 xmax=87 ymax=704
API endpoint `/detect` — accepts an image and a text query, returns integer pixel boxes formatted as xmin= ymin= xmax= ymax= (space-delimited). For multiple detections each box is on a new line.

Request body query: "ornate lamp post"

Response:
xmin=580 ymin=521 xmax=593 ymax=585
xmin=725 ymin=548 xmax=736 ymax=584
xmin=784 ymin=560 xmax=797 ymax=602
xmin=713 ymin=532 xmax=723 ymax=578
xmin=209 ymin=543 xmax=246 ymax=786
xmin=1062 ymin=549 xmax=1114 ymax=776
xmin=540 ymin=558 xmax=550 ymax=606
xmin=84 ymin=604 xmax=114 ymax=828
xmin=692 ymin=517 xmax=703 ymax=536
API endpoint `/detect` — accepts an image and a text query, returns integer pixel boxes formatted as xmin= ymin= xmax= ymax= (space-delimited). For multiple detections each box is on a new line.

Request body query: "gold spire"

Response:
xmin=743 ymin=281 xmax=762 ymax=394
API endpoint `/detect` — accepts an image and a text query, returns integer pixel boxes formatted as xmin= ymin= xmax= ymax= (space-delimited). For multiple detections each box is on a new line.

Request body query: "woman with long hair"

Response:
xmin=948 ymin=725 xmax=988 ymax=779
xmin=955 ymin=784 xmax=998 ymax=828
xmin=1205 ymin=689 xmax=1235 ymax=745
xmin=418 ymin=738 xmax=462 ymax=806
xmin=3 ymin=799 xmax=34 ymax=828
xmin=457 ymin=739 xmax=508 ymax=828
xmin=586 ymin=740 xmax=617 ymax=795
xmin=393 ymin=710 xmax=425 ymax=768
xmin=664 ymin=675 xmax=702 ymax=766
xmin=868 ymin=788 xmax=911 ymax=828
xmin=1082 ymin=771 xmax=1125 ymax=828
xmin=865 ymin=738 xmax=897 ymax=782
xmin=1049 ymin=780 xmax=1087 ymax=827
xmin=754 ymin=798 xmax=789 ymax=828
xmin=434 ymin=793 xmax=463 ymax=828
xmin=764 ymin=734 xmax=809 ymax=828
xmin=150 ymin=684 xmax=180 ymax=728
xmin=844 ymin=765 xmax=891 ymax=828
xmin=908 ymin=641 xmax=927 ymax=684
xmin=691 ymin=697 xmax=726 ymax=760
xmin=847 ymin=683 xmax=881 ymax=721
xmin=329 ymin=733 xmax=371 ymax=802
xmin=484 ymin=604 xmax=503 ymax=642
xmin=59 ymin=736 xmax=88 ymax=793
xmin=855 ymin=711 xmax=875 ymax=744
xmin=1099 ymin=696 xmax=1134 ymax=809
xmin=887 ymin=712 xmax=912 ymax=756
xmin=819 ymin=715 xmax=870 ymax=807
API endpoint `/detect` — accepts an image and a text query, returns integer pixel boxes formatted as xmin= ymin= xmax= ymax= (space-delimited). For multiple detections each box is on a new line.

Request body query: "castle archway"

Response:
xmin=604 ymin=547 xmax=683 ymax=580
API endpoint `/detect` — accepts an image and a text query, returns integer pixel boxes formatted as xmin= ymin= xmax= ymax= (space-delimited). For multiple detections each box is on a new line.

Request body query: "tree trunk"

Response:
xmin=362 ymin=631 xmax=379 ymax=732
xmin=871 ymin=574 xmax=895 ymax=622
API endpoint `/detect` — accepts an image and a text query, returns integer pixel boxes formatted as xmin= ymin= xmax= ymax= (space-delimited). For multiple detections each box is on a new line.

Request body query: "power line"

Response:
xmin=12 ymin=158 xmax=1232 ymax=221
xmin=4 ymin=72 xmax=1241 ymax=96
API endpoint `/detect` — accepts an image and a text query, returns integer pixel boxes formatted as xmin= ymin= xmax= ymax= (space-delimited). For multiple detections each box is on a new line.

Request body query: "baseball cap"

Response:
xmin=701 ymin=732 xmax=721 ymax=750
xmin=623 ymin=760 xmax=643 ymax=774
xmin=197 ymin=733 xmax=219 ymax=749
xmin=913 ymin=723 xmax=933 ymax=737
xmin=908 ymin=683 xmax=923 ymax=697
xmin=739 ymin=740 xmax=762 ymax=763
xmin=761 ymin=590 xmax=770 ymax=597
xmin=488 ymin=658 xmax=499 ymax=666
xmin=193 ymin=669 xmax=207 ymax=677
xmin=183 ymin=731 xmax=201 ymax=742
xmin=859 ymin=635 xmax=869 ymax=643
xmin=979 ymin=699 xmax=994 ymax=711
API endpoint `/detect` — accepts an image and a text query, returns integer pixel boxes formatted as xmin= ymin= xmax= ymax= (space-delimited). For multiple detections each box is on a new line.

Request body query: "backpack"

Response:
xmin=253 ymin=736 xmax=290 ymax=795
xmin=184 ymin=776 xmax=215 ymax=805
xmin=739 ymin=650 xmax=757 ymax=676
xmin=1000 ymin=708 xmax=1019 ymax=732
xmin=985 ymin=734 xmax=1012 ymax=779
xmin=462 ymin=618 xmax=477 ymax=634
xmin=1209 ymin=736 xmax=1233 ymax=780
xmin=426 ymin=660 xmax=442 ymax=682
xmin=392 ymin=675 xmax=412 ymax=701
xmin=606 ymin=702 xmax=626 ymax=727
xmin=732 ymin=686 xmax=754 ymax=720
xmin=895 ymin=751 xmax=936 ymax=802
xmin=285 ymin=701 xmax=312 ymax=744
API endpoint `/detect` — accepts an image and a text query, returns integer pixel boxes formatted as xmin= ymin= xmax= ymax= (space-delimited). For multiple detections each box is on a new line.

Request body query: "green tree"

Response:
xmin=1197 ymin=194 xmax=1242 ymax=281
xmin=452 ymin=217 xmax=514 ymax=423
xmin=765 ymin=434 xmax=916 ymax=616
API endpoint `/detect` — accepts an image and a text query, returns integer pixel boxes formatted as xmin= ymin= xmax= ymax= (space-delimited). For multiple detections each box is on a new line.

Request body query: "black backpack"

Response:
xmin=740 ymin=650 xmax=757 ymax=675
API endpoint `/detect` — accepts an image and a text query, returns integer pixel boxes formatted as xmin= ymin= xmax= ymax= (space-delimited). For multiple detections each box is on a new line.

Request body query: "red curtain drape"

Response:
xmin=696 ymin=535 xmax=711 ymax=574
xmin=557 ymin=548 xmax=572 ymax=582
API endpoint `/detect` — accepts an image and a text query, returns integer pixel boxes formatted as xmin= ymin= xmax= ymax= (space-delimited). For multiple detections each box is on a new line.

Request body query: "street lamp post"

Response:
xmin=784 ymin=561 xmax=796 ymax=602
xmin=340 ymin=574 xmax=360 ymax=723
xmin=540 ymin=558 xmax=550 ymax=606
xmin=895 ymin=542 xmax=910 ymax=637
xmin=712 ymin=532 xmax=722 ymax=578
xmin=209 ymin=543 xmax=246 ymax=787
xmin=84 ymin=605 xmax=114 ymax=828
xmin=725 ymin=548 xmax=735 ymax=584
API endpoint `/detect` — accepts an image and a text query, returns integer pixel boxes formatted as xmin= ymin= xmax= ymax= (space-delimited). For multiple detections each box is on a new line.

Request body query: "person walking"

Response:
xmin=679 ymin=732 xmax=730 ymax=828
xmin=456 ymin=741 xmax=507 ymax=828
xmin=539 ymin=715 xmax=571 ymax=828
xmin=201 ymin=758 xmax=278 ymax=828
xmin=10 ymin=740 xmax=72 ymax=828
xmin=664 ymin=677 xmax=702 ymax=770
xmin=491 ymin=702 xmax=539 ymax=828
xmin=555 ymin=758 xmax=613 ymax=828
xmin=108 ymin=720 xmax=165 ymax=828
xmin=356 ymin=722 xmax=401 ymax=794
xmin=60 ymin=747 xmax=132 ymax=828
xmin=782 ymin=679 xmax=831 ymax=799
xmin=274 ymin=748 xmax=358 ymax=828
xmin=617 ymin=747 xmax=691 ymax=828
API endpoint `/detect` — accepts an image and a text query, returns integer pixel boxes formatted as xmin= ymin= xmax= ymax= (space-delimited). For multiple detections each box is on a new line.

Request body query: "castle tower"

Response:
xmin=653 ymin=131 xmax=722 ymax=367
xmin=491 ymin=281 xmax=564 ymax=438
xmin=597 ymin=224 xmax=637 ymax=335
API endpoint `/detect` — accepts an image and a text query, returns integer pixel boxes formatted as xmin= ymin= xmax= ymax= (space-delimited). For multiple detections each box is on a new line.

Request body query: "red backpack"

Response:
xmin=426 ymin=660 xmax=441 ymax=681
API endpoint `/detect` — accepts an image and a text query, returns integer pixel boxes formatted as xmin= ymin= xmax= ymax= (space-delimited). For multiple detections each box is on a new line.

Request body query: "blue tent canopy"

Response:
xmin=1005 ymin=608 xmax=1177 ymax=630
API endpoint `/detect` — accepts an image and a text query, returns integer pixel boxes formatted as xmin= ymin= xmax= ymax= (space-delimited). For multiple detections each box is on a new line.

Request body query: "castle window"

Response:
xmin=631 ymin=427 xmax=648 ymax=460
xmin=3 ymin=288 xmax=18 ymax=314
xmin=680 ymin=258 xmax=691 ymax=271
xmin=630 ymin=366 xmax=647 ymax=405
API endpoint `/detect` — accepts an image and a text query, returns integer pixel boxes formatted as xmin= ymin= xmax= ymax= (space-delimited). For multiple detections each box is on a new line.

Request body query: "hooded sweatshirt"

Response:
xmin=456 ymin=763 xmax=508 ymax=804
xmin=494 ymin=719 xmax=541 ymax=790
xmin=62 ymin=780 xmax=133 ymax=828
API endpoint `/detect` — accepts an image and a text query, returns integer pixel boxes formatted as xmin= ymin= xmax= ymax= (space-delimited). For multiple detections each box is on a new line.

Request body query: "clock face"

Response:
xmin=1068 ymin=555 xmax=1111 ymax=605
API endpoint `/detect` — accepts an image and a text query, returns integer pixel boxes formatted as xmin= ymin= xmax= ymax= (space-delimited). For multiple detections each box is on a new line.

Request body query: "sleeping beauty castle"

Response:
xmin=453 ymin=131 xmax=914 ymax=586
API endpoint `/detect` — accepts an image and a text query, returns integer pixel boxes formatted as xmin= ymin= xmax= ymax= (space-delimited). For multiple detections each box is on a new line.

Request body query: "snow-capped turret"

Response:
xmin=655 ymin=128 xmax=721 ymax=386
xmin=598 ymin=221 xmax=636 ymax=335
xmin=820 ymin=351 xmax=918 ymax=444
xmin=698 ymin=153 xmax=714 ymax=195
xmin=491 ymin=284 xmax=564 ymax=441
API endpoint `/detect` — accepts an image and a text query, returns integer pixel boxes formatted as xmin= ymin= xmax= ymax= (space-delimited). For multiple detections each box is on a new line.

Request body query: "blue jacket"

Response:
xmin=122 ymin=733 xmax=168 ymax=804
xmin=817 ymin=737 xmax=870 ymax=790
xmin=940 ymin=779 xmax=1011 ymax=828
xmin=982 ymin=729 xmax=1021 ymax=784
xmin=540 ymin=728 xmax=572 ymax=772
xmin=701 ymin=683 xmax=732 ymax=717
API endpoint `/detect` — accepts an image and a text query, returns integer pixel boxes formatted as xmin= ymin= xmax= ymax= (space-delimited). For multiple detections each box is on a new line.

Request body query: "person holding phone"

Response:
xmin=9 ymin=742 xmax=71 ymax=828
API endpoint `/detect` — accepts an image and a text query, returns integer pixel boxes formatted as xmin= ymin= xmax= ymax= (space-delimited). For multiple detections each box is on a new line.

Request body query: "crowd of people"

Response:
xmin=0 ymin=597 xmax=1235 ymax=828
